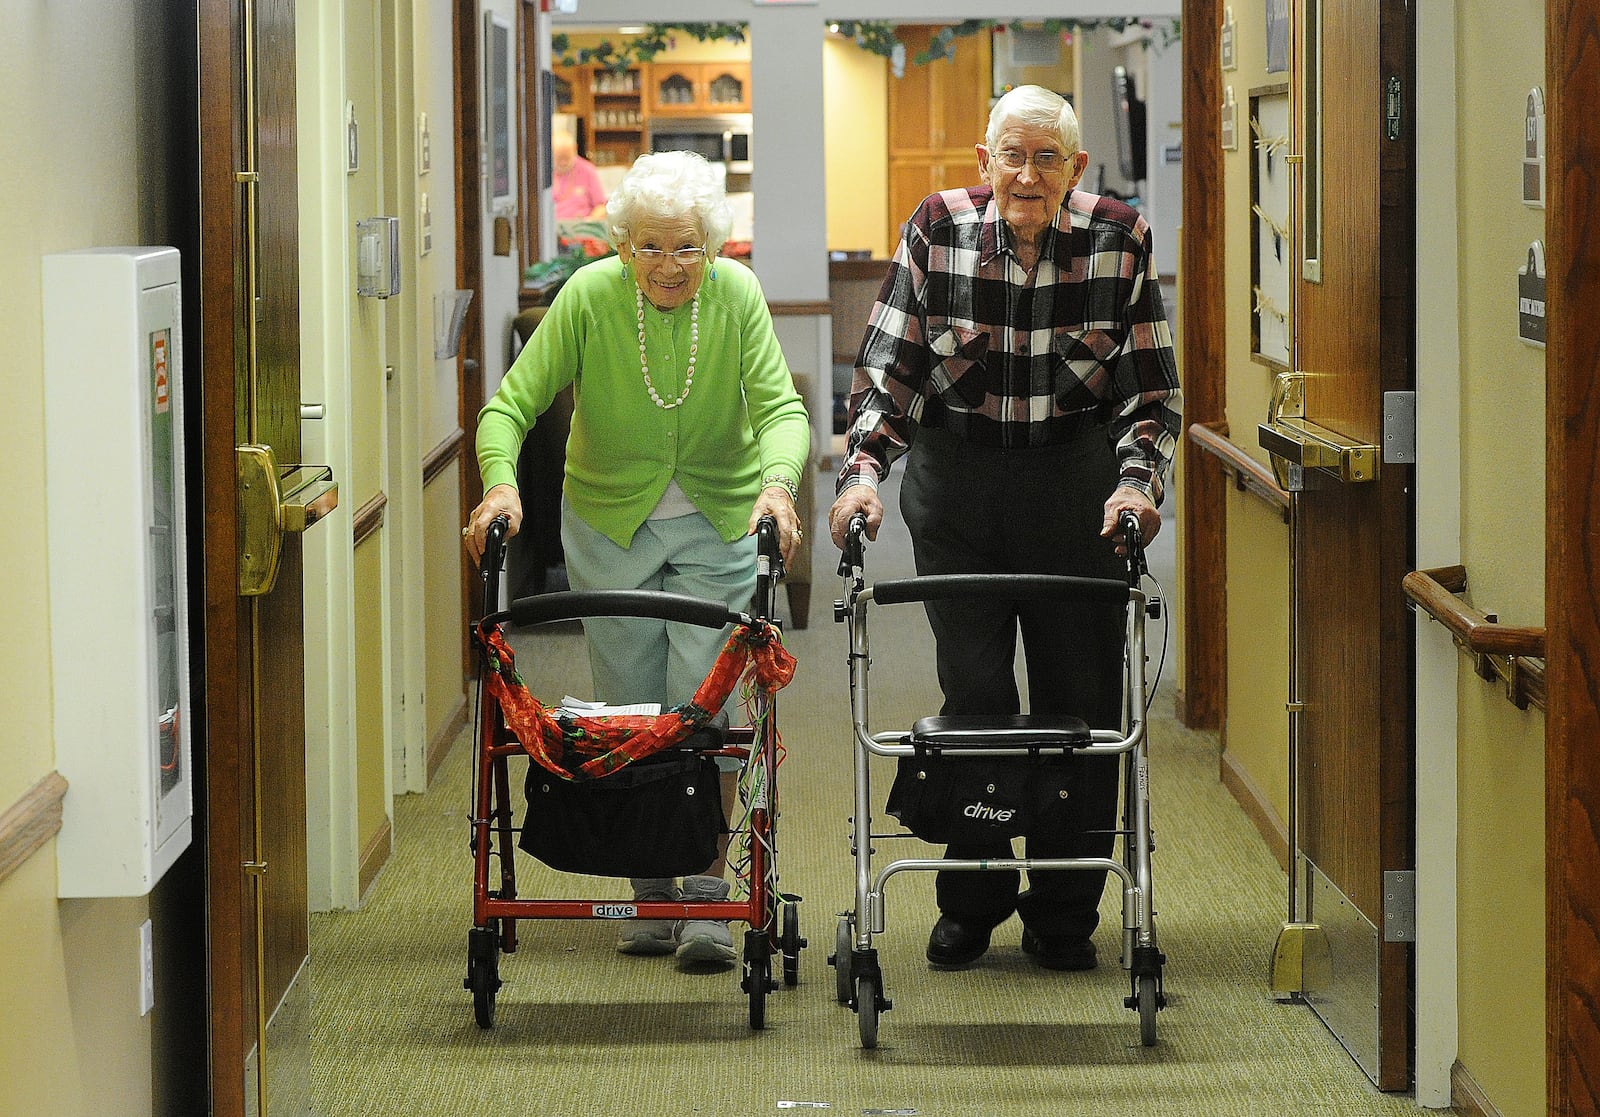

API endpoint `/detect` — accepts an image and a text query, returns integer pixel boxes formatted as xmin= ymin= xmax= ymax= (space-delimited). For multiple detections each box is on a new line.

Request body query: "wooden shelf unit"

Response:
xmin=554 ymin=64 xmax=648 ymax=168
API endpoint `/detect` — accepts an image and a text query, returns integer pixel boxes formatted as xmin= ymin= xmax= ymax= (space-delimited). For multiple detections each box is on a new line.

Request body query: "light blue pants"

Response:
xmin=561 ymin=499 xmax=756 ymax=716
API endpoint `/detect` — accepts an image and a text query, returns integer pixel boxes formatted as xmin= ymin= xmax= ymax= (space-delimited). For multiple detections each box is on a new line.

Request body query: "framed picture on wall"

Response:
xmin=1249 ymin=84 xmax=1291 ymax=369
xmin=485 ymin=11 xmax=514 ymax=213
xmin=1265 ymin=0 xmax=1289 ymax=73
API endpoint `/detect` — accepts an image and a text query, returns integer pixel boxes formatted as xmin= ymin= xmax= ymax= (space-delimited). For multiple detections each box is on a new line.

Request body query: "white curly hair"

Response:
xmin=606 ymin=150 xmax=734 ymax=256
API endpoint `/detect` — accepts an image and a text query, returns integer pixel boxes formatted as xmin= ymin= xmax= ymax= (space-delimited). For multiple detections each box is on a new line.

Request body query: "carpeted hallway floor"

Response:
xmin=310 ymin=473 xmax=1427 ymax=1116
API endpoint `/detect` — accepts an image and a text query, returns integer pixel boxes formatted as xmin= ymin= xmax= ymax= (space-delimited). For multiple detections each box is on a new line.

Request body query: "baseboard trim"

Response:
xmin=1451 ymin=1060 xmax=1503 ymax=1117
xmin=427 ymin=695 xmax=470 ymax=784
xmin=1219 ymin=748 xmax=1289 ymax=870
xmin=358 ymin=817 xmax=392 ymax=901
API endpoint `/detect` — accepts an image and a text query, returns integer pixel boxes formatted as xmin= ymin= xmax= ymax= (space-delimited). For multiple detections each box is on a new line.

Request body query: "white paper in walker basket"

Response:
xmin=559 ymin=695 xmax=661 ymax=718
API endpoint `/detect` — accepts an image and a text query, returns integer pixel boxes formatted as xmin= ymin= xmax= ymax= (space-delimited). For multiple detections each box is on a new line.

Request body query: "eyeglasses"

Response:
xmin=630 ymin=245 xmax=708 ymax=264
xmin=990 ymin=148 xmax=1072 ymax=174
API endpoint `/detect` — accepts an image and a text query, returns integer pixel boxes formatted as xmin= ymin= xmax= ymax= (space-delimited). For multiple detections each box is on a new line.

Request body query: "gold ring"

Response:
xmin=462 ymin=525 xmax=472 ymax=538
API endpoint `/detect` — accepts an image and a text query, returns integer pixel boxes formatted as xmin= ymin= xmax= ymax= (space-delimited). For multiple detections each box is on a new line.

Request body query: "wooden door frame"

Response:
xmin=1181 ymin=0 xmax=1600 ymax=1108
xmin=456 ymin=0 xmax=486 ymax=656
xmin=1544 ymin=2 xmax=1600 ymax=1111
xmin=196 ymin=1 xmax=253 ymax=1111
xmin=1178 ymin=0 xmax=1227 ymax=733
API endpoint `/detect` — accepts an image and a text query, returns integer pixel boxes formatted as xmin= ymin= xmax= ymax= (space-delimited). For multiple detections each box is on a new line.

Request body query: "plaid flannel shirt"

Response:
xmin=837 ymin=185 xmax=1182 ymax=504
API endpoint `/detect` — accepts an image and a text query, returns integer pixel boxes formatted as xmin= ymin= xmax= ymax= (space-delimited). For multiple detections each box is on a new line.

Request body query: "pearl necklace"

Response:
xmin=636 ymin=286 xmax=698 ymax=409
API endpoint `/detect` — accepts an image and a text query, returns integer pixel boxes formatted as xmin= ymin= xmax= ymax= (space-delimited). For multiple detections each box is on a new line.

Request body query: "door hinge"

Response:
xmin=1382 ymin=870 xmax=1416 ymax=942
xmin=1386 ymin=76 xmax=1404 ymax=141
xmin=1382 ymin=391 xmax=1416 ymax=464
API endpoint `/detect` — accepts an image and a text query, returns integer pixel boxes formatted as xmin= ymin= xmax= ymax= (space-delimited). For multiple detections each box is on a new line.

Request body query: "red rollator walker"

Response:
xmin=464 ymin=514 xmax=804 ymax=1030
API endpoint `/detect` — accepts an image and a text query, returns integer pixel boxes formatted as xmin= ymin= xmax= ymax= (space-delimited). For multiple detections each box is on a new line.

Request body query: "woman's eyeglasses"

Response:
xmin=990 ymin=148 xmax=1070 ymax=174
xmin=630 ymin=245 xmax=708 ymax=264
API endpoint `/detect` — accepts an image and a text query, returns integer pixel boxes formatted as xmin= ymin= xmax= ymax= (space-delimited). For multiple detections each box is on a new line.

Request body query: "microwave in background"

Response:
xmin=650 ymin=114 xmax=752 ymax=175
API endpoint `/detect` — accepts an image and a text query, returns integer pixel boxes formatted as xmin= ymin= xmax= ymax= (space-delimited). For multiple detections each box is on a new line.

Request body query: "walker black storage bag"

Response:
xmin=885 ymin=753 xmax=1077 ymax=845
xmin=520 ymin=751 xmax=725 ymax=878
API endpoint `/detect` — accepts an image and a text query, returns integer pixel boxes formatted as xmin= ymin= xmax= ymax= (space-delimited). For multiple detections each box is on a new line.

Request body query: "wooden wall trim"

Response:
xmin=1545 ymin=2 xmax=1600 ymax=1111
xmin=828 ymin=258 xmax=891 ymax=282
xmin=1219 ymin=750 xmax=1288 ymax=871
xmin=352 ymin=493 xmax=388 ymax=547
xmin=426 ymin=696 xmax=470 ymax=785
xmin=1451 ymin=1060 xmax=1506 ymax=1117
xmin=0 ymin=772 xmax=69 ymax=886
xmin=1179 ymin=0 xmax=1227 ymax=732
xmin=357 ymin=816 xmax=392 ymax=900
xmin=768 ymin=300 xmax=832 ymax=317
xmin=422 ymin=428 xmax=466 ymax=487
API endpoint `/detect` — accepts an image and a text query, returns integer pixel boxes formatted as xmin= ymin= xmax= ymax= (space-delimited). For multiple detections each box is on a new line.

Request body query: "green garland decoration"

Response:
xmin=553 ymin=19 xmax=1179 ymax=72
xmin=552 ymin=23 xmax=747 ymax=71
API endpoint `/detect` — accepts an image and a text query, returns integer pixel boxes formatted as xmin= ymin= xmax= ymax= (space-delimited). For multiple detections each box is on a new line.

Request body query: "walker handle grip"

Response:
xmin=837 ymin=511 xmax=869 ymax=577
xmin=480 ymin=515 xmax=511 ymax=614
xmin=502 ymin=589 xmax=741 ymax=630
xmin=871 ymin=573 xmax=1129 ymax=607
xmin=1119 ymin=509 xmax=1148 ymax=584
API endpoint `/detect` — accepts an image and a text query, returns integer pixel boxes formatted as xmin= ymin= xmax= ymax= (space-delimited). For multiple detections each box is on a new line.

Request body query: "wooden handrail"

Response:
xmin=1403 ymin=564 xmax=1547 ymax=711
xmin=1187 ymin=421 xmax=1290 ymax=518
xmin=1402 ymin=566 xmax=1546 ymax=656
xmin=0 ymin=771 xmax=68 ymax=886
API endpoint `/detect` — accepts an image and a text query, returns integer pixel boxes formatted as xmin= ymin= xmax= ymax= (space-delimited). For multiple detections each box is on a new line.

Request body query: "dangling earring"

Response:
xmin=620 ymin=258 xmax=630 ymax=279
xmin=709 ymin=261 xmax=717 ymax=280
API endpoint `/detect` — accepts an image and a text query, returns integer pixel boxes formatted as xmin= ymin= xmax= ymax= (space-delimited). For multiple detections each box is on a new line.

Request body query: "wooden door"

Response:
xmin=1267 ymin=0 xmax=1416 ymax=1090
xmin=886 ymin=26 xmax=992 ymax=251
xmin=198 ymin=0 xmax=314 ymax=1111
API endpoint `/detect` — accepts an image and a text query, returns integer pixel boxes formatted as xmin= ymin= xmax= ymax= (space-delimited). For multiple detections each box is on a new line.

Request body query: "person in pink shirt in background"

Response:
xmin=552 ymin=130 xmax=608 ymax=221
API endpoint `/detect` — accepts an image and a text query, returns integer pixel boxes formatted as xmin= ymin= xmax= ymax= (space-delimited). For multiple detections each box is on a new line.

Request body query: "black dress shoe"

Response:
xmin=926 ymin=915 xmax=992 ymax=969
xmin=1021 ymin=930 xmax=1097 ymax=971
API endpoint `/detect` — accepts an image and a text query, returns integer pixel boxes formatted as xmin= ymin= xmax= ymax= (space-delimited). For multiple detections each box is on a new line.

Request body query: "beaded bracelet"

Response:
xmin=761 ymin=473 xmax=799 ymax=503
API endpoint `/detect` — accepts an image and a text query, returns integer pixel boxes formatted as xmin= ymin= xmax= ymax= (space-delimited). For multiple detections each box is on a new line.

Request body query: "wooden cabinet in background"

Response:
xmin=648 ymin=62 xmax=750 ymax=115
xmin=555 ymin=65 xmax=647 ymax=168
xmin=886 ymin=26 xmax=992 ymax=250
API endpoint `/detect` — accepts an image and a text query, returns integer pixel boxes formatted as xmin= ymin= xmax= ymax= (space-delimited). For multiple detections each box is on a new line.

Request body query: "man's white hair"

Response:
xmin=985 ymin=84 xmax=1081 ymax=154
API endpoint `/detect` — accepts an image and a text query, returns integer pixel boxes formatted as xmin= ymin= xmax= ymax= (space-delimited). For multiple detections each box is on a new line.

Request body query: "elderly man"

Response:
xmin=828 ymin=85 xmax=1182 ymax=973
xmin=551 ymin=129 xmax=608 ymax=221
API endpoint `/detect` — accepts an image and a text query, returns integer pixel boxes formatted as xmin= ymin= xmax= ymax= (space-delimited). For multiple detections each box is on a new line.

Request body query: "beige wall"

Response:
xmin=1214 ymin=2 xmax=1294 ymax=834
xmin=0 ymin=3 xmax=173 ymax=1111
xmin=824 ymin=35 xmax=890 ymax=258
xmin=355 ymin=535 xmax=389 ymax=863
xmin=1454 ymin=3 xmax=1547 ymax=1112
xmin=425 ymin=463 xmax=469 ymax=749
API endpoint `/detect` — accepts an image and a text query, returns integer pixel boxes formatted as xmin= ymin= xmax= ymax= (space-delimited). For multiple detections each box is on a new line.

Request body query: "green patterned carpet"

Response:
xmin=310 ymin=477 xmax=1424 ymax=1116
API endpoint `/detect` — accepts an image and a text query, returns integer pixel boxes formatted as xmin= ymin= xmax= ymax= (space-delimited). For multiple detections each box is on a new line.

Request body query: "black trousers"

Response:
xmin=901 ymin=425 xmax=1126 ymax=941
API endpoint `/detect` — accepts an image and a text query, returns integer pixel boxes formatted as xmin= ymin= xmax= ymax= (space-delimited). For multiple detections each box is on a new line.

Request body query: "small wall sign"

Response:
xmin=1518 ymin=240 xmax=1547 ymax=348
xmin=1221 ymin=7 xmax=1237 ymax=70
xmin=1523 ymin=87 xmax=1545 ymax=208
xmin=346 ymin=101 xmax=359 ymax=175
xmin=1221 ymin=86 xmax=1238 ymax=151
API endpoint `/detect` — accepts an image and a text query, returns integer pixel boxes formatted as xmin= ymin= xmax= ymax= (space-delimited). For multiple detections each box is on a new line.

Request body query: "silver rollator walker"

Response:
xmin=829 ymin=510 xmax=1167 ymax=1048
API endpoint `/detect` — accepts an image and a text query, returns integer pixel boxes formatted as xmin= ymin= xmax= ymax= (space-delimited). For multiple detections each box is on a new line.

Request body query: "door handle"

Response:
xmin=1257 ymin=372 xmax=1380 ymax=486
xmin=237 ymin=444 xmax=340 ymax=596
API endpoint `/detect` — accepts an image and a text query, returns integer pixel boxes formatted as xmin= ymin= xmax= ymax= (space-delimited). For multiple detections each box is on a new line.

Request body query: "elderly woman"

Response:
xmin=464 ymin=150 xmax=810 ymax=969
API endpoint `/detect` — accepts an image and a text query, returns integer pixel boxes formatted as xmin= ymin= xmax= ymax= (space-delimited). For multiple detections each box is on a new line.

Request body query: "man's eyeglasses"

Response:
xmin=990 ymin=148 xmax=1071 ymax=174
xmin=630 ymin=245 xmax=708 ymax=264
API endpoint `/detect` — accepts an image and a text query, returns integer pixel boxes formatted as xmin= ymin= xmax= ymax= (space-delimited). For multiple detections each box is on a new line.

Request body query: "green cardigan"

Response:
xmin=477 ymin=255 xmax=810 ymax=548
